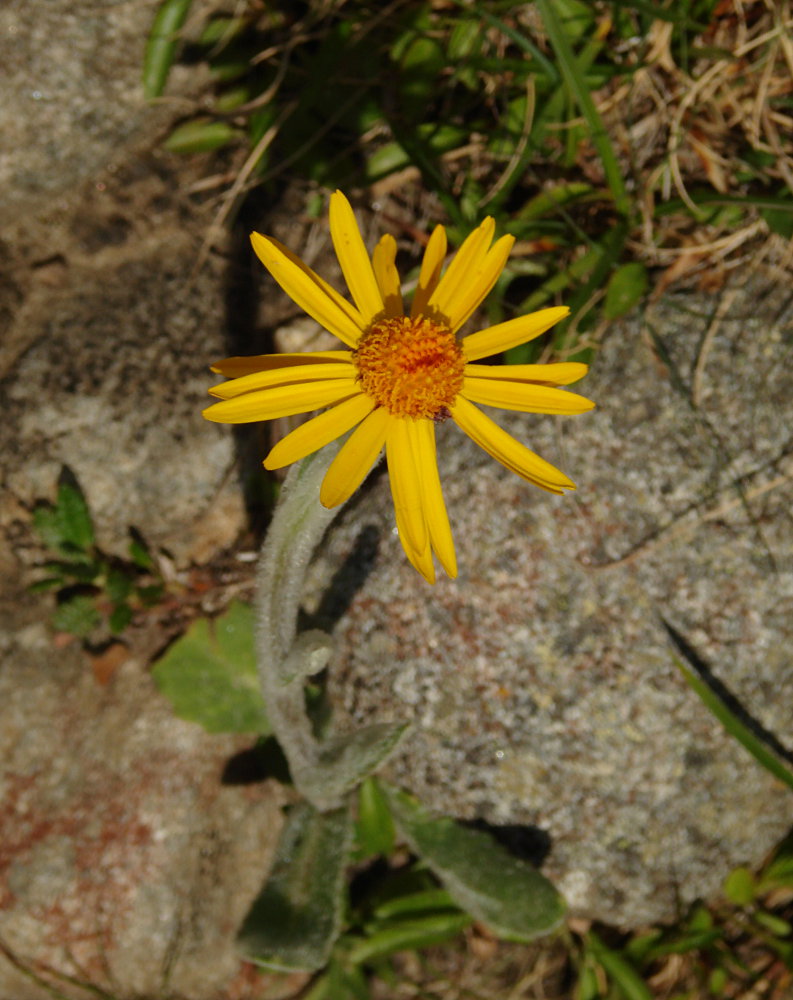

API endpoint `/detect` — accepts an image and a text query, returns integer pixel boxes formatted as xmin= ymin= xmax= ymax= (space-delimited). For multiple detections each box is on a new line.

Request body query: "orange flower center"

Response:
xmin=353 ymin=315 xmax=466 ymax=420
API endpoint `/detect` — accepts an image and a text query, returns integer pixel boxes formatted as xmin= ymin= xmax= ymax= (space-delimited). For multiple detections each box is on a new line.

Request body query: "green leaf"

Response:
xmin=137 ymin=583 xmax=165 ymax=606
xmin=517 ymin=182 xmax=596 ymax=221
xmin=32 ymin=505 xmax=63 ymax=552
xmin=163 ymin=119 xmax=239 ymax=154
xmin=143 ymin=0 xmax=193 ymax=99
xmin=109 ymin=602 xmax=134 ymax=634
xmin=105 ymin=565 xmax=133 ymax=603
xmin=349 ymin=913 xmax=472 ymax=965
xmin=356 ymin=778 xmax=396 ymax=858
xmin=758 ymin=835 xmax=793 ymax=891
xmin=128 ymin=532 xmax=154 ymax=570
xmin=603 ymin=262 xmax=648 ymax=320
xmin=761 ymin=205 xmax=793 ymax=239
xmin=372 ymin=888 xmax=457 ymax=920
xmin=724 ymin=866 xmax=756 ymax=906
xmin=672 ymin=656 xmax=793 ymax=793
xmin=314 ymin=723 xmax=411 ymax=799
xmin=535 ymin=0 xmax=630 ymax=218
xmin=197 ymin=15 xmax=247 ymax=47
xmin=43 ymin=559 xmax=100 ymax=583
xmin=587 ymin=932 xmax=653 ymax=1000
xmin=575 ymin=962 xmax=602 ymax=1000
xmin=152 ymin=601 xmax=269 ymax=734
xmin=57 ymin=476 xmax=95 ymax=551
xmin=29 ymin=577 xmax=65 ymax=593
xmin=708 ymin=967 xmax=728 ymax=995
xmin=384 ymin=786 xmax=565 ymax=941
xmin=52 ymin=594 xmax=101 ymax=637
xmin=754 ymin=911 xmax=792 ymax=937
xmin=238 ymin=801 xmax=353 ymax=972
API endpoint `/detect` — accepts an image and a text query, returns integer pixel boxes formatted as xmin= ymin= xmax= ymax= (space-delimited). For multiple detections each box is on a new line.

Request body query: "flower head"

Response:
xmin=204 ymin=191 xmax=594 ymax=583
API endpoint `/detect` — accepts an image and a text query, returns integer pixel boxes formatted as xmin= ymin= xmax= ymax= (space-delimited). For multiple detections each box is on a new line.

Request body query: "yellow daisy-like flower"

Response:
xmin=204 ymin=191 xmax=594 ymax=583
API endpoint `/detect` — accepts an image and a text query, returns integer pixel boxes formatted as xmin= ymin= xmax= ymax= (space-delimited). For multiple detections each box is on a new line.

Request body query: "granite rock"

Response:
xmin=309 ymin=275 xmax=793 ymax=928
xmin=0 ymin=598 xmax=289 ymax=1000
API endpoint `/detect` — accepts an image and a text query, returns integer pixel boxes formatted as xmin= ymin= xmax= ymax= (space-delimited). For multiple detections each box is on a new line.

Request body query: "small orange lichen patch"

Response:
xmin=353 ymin=315 xmax=465 ymax=419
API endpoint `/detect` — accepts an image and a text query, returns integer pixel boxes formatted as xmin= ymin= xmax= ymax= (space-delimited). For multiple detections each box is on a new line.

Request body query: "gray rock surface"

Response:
xmin=0 ymin=0 xmax=201 ymax=221
xmin=2 ymin=222 xmax=241 ymax=563
xmin=0 ymin=599 xmax=289 ymax=1000
xmin=311 ymin=276 xmax=793 ymax=928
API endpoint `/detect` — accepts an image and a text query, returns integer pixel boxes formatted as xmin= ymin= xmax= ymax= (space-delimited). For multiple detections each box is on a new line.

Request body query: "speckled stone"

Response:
xmin=310 ymin=275 xmax=793 ymax=928
xmin=0 ymin=599 xmax=288 ymax=1000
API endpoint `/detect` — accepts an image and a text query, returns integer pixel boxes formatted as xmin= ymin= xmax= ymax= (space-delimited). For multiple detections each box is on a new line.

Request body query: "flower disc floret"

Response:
xmin=354 ymin=316 xmax=466 ymax=420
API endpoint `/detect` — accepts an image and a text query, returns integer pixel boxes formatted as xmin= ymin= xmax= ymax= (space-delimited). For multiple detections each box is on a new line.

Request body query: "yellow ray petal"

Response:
xmin=250 ymin=232 xmax=364 ymax=348
xmin=464 ymin=362 xmax=588 ymax=386
xmin=393 ymin=499 xmax=435 ymax=584
xmin=329 ymin=190 xmax=385 ymax=323
xmin=427 ymin=217 xmax=495 ymax=322
xmin=461 ymin=306 xmax=570 ymax=361
xmin=451 ymin=396 xmax=575 ymax=493
xmin=412 ymin=419 xmax=457 ymax=579
xmin=386 ymin=419 xmax=430 ymax=574
xmin=203 ymin=377 xmax=358 ymax=424
xmin=411 ymin=224 xmax=448 ymax=319
xmin=319 ymin=405 xmax=390 ymax=508
xmin=371 ymin=233 xmax=404 ymax=318
xmin=264 ymin=393 xmax=375 ymax=470
xmin=461 ymin=376 xmax=595 ymax=414
xmin=446 ymin=234 xmax=515 ymax=333
xmin=210 ymin=361 xmax=356 ymax=400
xmin=211 ymin=351 xmax=352 ymax=378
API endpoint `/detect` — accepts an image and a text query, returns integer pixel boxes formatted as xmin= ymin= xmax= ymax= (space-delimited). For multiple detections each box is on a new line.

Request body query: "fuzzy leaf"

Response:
xmin=238 ymin=801 xmax=353 ymax=971
xmin=356 ymin=778 xmax=396 ymax=858
xmin=385 ymin=786 xmax=565 ymax=941
xmin=152 ymin=601 xmax=268 ymax=734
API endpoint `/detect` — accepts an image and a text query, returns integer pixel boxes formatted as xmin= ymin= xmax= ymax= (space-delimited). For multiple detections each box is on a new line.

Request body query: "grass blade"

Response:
xmin=535 ymin=0 xmax=630 ymax=217
xmin=672 ymin=656 xmax=793 ymax=793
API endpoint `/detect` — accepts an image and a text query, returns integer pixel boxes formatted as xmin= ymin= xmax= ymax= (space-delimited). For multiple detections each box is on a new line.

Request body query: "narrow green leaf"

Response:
xmin=462 ymin=2 xmax=559 ymax=83
xmin=348 ymin=913 xmax=471 ymax=965
xmin=356 ymin=778 xmax=396 ymax=858
xmin=723 ymin=866 xmax=756 ymax=906
xmin=197 ymin=15 xmax=247 ymax=47
xmin=603 ymin=262 xmax=648 ymax=319
xmin=758 ymin=836 xmax=793 ymax=891
xmin=163 ymin=119 xmax=238 ymax=154
xmin=128 ymin=533 xmax=154 ymax=570
xmin=672 ymin=657 xmax=793 ymax=793
xmin=535 ymin=0 xmax=630 ymax=217
xmin=517 ymin=182 xmax=596 ymax=221
xmin=754 ymin=911 xmax=792 ymax=937
xmin=708 ymin=967 xmax=728 ymax=995
xmin=238 ymin=801 xmax=353 ymax=972
xmin=641 ymin=929 xmax=722 ymax=959
xmin=29 ymin=577 xmax=65 ymax=593
xmin=588 ymin=932 xmax=653 ymax=1000
xmin=143 ymin=0 xmax=193 ymax=99
xmin=373 ymin=888 xmax=457 ymax=920
xmin=384 ymin=786 xmax=565 ymax=941
xmin=152 ymin=601 xmax=269 ymax=734
xmin=575 ymin=963 xmax=602 ymax=1000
